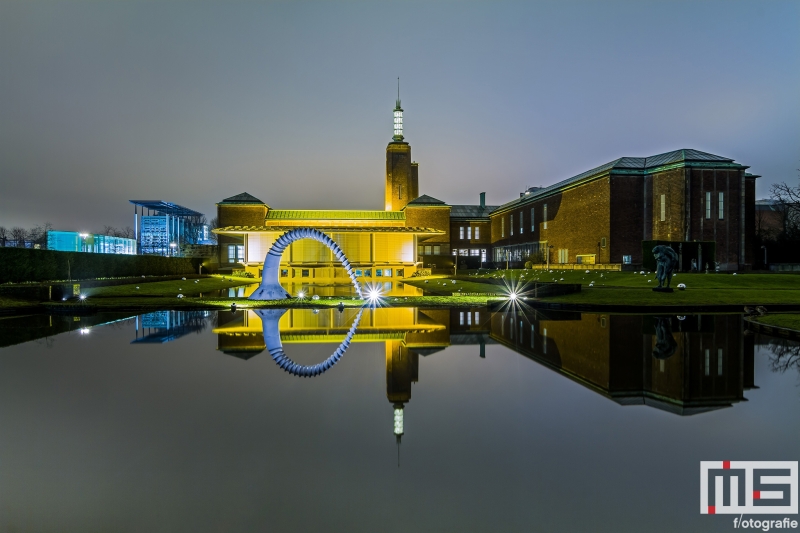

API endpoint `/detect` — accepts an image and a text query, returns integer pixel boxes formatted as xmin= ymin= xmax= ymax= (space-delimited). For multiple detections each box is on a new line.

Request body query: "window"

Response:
xmin=397 ymin=269 xmax=404 ymax=278
xmin=467 ymin=227 xmax=472 ymax=240
xmin=600 ymin=237 xmax=606 ymax=248
xmin=660 ymin=194 xmax=666 ymax=222
xmin=705 ymin=192 xmax=711 ymax=219
xmin=705 ymin=348 xmax=710 ymax=376
xmin=452 ymin=249 xmax=458 ymax=256
xmin=424 ymin=245 xmax=432 ymax=255
xmin=623 ymin=255 xmax=632 ymax=265
xmin=542 ymin=328 xmax=547 ymax=354
xmin=467 ymin=312 xmax=472 ymax=326
xmin=510 ymin=215 xmax=514 ymax=236
xmin=474 ymin=227 xmax=480 ymax=239
xmin=470 ymin=249 xmax=480 ymax=256
xmin=301 ymin=269 xmax=310 ymax=277
xmin=384 ymin=269 xmax=392 ymax=277
xmin=281 ymin=269 xmax=289 ymax=277
xmin=364 ymin=269 xmax=372 ymax=277
xmin=459 ymin=312 xmax=464 ymax=326
xmin=718 ymin=348 xmax=723 ymax=376
xmin=719 ymin=192 xmax=724 ymax=220
xmin=501 ymin=217 xmax=505 ymax=237
xmin=520 ymin=212 xmax=524 ymax=233
xmin=433 ymin=245 xmax=441 ymax=255
xmin=355 ymin=269 xmax=363 ymax=277
xmin=558 ymin=248 xmax=568 ymax=263
xmin=376 ymin=269 xmax=383 ymax=277
xmin=475 ymin=311 xmax=480 ymax=323
xmin=543 ymin=204 xmax=548 ymax=229
xmin=531 ymin=208 xmax=535 ymax=232
xmin=481 ymin=249 xmax=487 ymax=262
xmin=459 ymin=249 xmax=468 ymax=255
xmin=459 ymin=227 xmax=465 ymax=239
xmin=227 ymin=244 xmax=244 ymax=262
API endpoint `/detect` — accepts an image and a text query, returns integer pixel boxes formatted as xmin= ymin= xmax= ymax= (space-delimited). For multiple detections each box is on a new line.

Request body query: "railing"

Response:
xmin=524 ymin=263 xmax=622 ymax=271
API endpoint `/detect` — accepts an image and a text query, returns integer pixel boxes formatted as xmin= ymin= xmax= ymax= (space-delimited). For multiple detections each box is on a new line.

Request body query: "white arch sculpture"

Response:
xmin=248 ymin=228 xmax=364 ymax=300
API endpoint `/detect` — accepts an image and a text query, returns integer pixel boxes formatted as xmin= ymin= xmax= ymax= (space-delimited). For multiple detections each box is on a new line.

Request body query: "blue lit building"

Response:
xmin=47 ymin=231 xmax=137 ymax=254
xmin=130 ymin=200 xmax=211 ymax=256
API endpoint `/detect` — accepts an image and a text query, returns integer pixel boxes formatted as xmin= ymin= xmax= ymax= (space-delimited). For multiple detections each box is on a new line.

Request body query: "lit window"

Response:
xmin=660 ymin=194 xmax=666 ymax=222
xmin=531 ymin=208 xmax=535 ymax=232
xmin=460 ymin=249 xmax=468 ymax=255
xmin=623 ymin=255 xmax=632 ymax=265
xmin=460 ymin=312 xmax=464 ymax=325
xmin=475 ymin=311 xmax=480 ymax=323
xmin=301 ymin=269 xmax=310 ymax=278
xmin=467 ymin=227 xmax=472 ymax=240
xmin=601 ymin=237 xmax=606 ymax=248
xmin=705 ymin=192 xmax=711 ymax=219
xmin=543 ymin=204 xmax=548 ymax=229
xmin=376 ymin=269 xmax=383 ymax=277
xmin=470 ymin=249 xmax=480 ymax=256
xmin=459 ymin=227 xmax=464 ymax=239
xmin=474 ymin=227 xmax=480 ymax=239
xmin=481 ymin=249 xmax=486 ymax=262
xmin=424 ymin=245 xmax=432 ymax=255
xmin=719 ymin=192 xmax=724 ymax=220
xmin=355 ymin=269 xmax=363 ymax=277
xmin=467 ymin=312 xmax=472 ymax=326
xmin=384 ymin=269 xmax=392 ymax=277
xmin=417 ymin=246 xmax=424 ymax=255
xmin=433 ymin=245 xmax=440 ymax=255
xmin=281 ymin=269 xmax=288 ymax=277
xmin=520 ymin=212 xmax=523 ymax=233
xmin=364 ymin=269 xmax=372 ymax=277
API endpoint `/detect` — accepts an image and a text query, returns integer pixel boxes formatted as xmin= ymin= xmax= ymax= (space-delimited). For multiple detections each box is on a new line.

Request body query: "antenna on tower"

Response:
xmin=396 ymin=77 xmax=401 ymax=107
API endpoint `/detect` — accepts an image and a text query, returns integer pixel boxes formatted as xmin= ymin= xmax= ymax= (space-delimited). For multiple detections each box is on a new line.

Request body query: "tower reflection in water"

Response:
xmin=211 ymin=306 xmax=757 ymax=442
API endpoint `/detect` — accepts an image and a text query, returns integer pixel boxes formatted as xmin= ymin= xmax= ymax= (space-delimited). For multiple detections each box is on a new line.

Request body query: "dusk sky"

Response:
xmin=2 ymin=1 xmax=798 ymax=232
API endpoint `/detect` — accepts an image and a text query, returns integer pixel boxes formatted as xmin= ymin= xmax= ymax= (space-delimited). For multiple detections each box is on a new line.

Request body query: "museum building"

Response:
xmin=214 ymin=98 xmax=758 ymax=277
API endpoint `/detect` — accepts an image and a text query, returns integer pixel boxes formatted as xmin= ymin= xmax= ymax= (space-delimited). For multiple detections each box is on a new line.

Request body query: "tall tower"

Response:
xmin=385 ymin=79 xmax=418 ymax=211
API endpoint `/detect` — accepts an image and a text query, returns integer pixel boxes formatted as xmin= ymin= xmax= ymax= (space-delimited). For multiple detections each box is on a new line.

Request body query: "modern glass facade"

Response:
xmin=47 ymin=231 xmax=137 ymax=255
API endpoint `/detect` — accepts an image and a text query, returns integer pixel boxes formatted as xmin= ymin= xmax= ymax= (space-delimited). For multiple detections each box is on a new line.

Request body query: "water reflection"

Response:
xmin=211 ymin=307 xmax=757 ymax=417
xmin=201 ymin=281 xmax=422 ymax=298
xmin=132 ymin=310 xmax=211 ymax=344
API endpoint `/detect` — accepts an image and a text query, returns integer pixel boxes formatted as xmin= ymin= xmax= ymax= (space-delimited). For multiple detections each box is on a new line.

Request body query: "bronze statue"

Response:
xmin=652 ymin=245 xmax=679 ymax=292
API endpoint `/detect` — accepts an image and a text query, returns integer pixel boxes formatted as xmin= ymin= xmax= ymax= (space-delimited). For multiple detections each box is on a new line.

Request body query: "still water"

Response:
xmin=0 ymin=307 xmax=798 ymax=532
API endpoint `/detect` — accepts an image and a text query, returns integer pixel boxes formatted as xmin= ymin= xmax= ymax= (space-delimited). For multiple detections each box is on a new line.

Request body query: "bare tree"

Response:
xmin=208 ymin=216 xmax=219 ymax=244
xmin=770 ymin=170 xmax=800 ymax=241
xmin=0 ymin=226 xmax=8 ymax=247
xmin=116 ymin=226 xmax=135 ymax=239
xmin=102 ymin=225 xmax=118 ymax=237
xmin=28 ymin=222 xmax=53 ymax=249
xmin=10 ymin=227 xmax=27 ymax=247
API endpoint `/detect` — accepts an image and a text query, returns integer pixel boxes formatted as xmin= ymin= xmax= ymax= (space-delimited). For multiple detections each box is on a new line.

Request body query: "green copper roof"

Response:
xmin=266 ymin=210 xmax=405 ymax=220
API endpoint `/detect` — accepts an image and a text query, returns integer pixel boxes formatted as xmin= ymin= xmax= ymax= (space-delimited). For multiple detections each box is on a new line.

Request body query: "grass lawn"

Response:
xmin=0 ymin=296 xmax=41 ymax=309
xmin=751 ymin=313 xmax=800 ymax=332
xmin=403 ymin=270 xmax=800 ymax=306
xmin=86 ymin=276 xmax=255 ymax=297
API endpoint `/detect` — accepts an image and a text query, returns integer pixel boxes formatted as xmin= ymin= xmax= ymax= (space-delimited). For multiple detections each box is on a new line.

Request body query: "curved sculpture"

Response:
xmin=249 ymin=228 xmax=363 ymax=300
xmin=255 ymin=308 xmax=364 ymax=377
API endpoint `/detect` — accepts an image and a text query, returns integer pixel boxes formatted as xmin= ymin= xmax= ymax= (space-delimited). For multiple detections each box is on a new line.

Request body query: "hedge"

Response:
xmin=0 ymin=247 xmax=200 ymax=283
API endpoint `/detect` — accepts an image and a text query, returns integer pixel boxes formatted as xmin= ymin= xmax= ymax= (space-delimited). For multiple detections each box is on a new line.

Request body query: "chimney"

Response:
xmin=480 ymin=192 xmax=486 ymax=208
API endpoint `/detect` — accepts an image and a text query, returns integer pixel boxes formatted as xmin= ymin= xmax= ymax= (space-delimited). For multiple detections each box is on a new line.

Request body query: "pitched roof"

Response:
xmin=450 ymin=205 xmax=499 ymax=218
xmin=406 ymin=194 xmax=448 ymax=206
xmin=266 ymin=210 xmax=405 ymax=221
xmin=219 ymin=192 xmax=265 ymax=204
xmin=493 ymin=148 xmax=746 ymax=213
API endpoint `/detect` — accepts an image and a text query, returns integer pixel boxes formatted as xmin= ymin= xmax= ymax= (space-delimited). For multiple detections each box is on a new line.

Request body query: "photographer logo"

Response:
xmin=701 ymin=461 xmax=798 ymax=515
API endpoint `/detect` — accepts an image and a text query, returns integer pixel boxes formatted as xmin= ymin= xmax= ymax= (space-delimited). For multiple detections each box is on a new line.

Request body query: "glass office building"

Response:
xmin=47 ymin=231 xmax=137 ymax=255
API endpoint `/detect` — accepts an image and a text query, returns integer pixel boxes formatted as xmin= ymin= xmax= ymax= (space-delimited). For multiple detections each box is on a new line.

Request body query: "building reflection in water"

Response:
xmin=131 ymin=310 xmax=211 ymax=344
xmin=211 ymin=306 xmax=758 ymax=448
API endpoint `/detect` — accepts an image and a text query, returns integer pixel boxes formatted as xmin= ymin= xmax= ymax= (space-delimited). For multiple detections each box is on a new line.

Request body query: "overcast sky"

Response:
xmin=1 ymin=0 xmax=798 ymax=231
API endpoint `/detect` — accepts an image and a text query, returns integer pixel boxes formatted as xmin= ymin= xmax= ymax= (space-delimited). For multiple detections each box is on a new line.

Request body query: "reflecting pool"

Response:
xmin=0 ymin=307 xmax=797 ymax=531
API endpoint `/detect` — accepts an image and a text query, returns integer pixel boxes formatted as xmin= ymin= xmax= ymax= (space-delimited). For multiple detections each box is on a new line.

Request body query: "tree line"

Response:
xmin=0 ymin=223 xmax=136 ymax=249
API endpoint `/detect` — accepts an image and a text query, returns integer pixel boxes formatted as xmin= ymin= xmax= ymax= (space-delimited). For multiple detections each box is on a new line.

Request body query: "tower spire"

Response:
xmin=392 ymin=78 xmax=404 ymax=142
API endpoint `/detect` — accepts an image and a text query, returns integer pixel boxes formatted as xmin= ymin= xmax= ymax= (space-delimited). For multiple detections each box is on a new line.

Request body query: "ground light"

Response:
xmin=297 ymin=291 xmax=306 ymax=299
xmin=79 ymin=294 xmax=87 ymax=301
xmin=79 ymin=328 xmax=90 ymax=335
